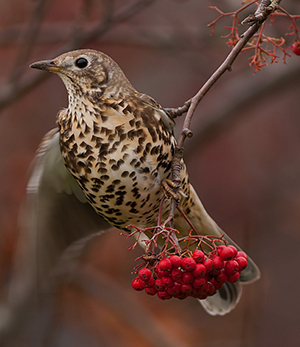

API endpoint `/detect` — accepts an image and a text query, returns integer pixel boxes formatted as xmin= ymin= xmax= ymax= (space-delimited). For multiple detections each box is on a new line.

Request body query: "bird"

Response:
xmin=4 ymin=49 xmax=260 ymax=328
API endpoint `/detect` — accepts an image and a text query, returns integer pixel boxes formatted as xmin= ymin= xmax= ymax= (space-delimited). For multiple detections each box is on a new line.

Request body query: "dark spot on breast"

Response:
xmin=106 ymin=185 xmax=115 ymax=193
xmin=121 ymin=144 xmax=129 ymax=152
xmin=99 ymin=194 xmax=115 ymax=203
xmin=101 ymin=115 xmax=108 ymax=122
xmin=120 ymin=133 xmax=126 ymax=141
xmin=116 ymin=197 xmax=124 ymax=205
xmin=127 ymin=129 xmax=138 ymax=140
xmin=98 ymin=143 xmax=109 ymax=159
xmin=100 ymin=175 xmax=109 ymax=180
xmin=136 ymin=145 xmax=143 ymax=154
xmin=84 ymin=124 xmax=91 ymax=134
xmin=93 ymin=123 xmax=100 ymax=134
xmin=143 ymin=143 xmax=152 ymax=156
xmin=123 ymin=104 xmax=133 ymax=114
xmin=131 ymin=187 xmax=141 ymax=199
xmin=100 ymin=127 xmax=113 ymax=136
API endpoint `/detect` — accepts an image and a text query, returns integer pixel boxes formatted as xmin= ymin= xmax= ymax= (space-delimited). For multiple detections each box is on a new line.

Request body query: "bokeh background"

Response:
xmin=1 ymin=0 xmax=300 ymax=346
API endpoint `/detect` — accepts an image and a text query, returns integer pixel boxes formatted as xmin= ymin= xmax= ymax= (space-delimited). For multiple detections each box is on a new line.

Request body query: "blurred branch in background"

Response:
xmin=0 ymin=0 xmax=155 ymax=112
xmin=185 ymin=56 xmax=300 ymax=153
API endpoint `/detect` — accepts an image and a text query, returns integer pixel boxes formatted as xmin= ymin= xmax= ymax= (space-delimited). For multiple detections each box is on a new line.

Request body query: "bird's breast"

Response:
xmin=57 ymin=106 xmax=175 ymax=230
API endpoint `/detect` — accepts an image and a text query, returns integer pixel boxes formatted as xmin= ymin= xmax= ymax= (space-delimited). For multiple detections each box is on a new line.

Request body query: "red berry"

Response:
xmin=216 ymin=269 xmax=229 ymax=284
xmin=217 ymin=245 xmax=225 ymax=252
xmin=192 ymin=263 xmax=206 ymax=277
xmin=154 ymin=278 xmax=165 ymax=291
xmin=157 ymin=291 xmax=172 ymax=300
xmin=168 ymin=255 xmax=182 ymax=268
xmin=138 ymin=268 xmax=152 ymax=282
xmin=191 ymin=287 xmax=199 ymax=297
xmin=218 ymin=246 xmax=235 ymax=261
xmin=143 ymin=276 xmax=155 ymax=288
xmin=209 ymin=278 xmax=222 ymax=291
xmin=212 ymin=256 xmax=224 ymax=271
xmin=192 ymin=250 xmax=205 ymax=263
xmin=171 ymin=268 xmax=182 ymax=282
xmin=203 ymin=257 xmax=213 ymax=272
xmin=228 ymin=245 xmax=237 ymax=258
xmin=206 ymin=281 xmax=216 ymax=296
xmin=158 ymin=258 xmax=172 ymax=272
xmin=181 ymin=283 xmax=193 ymax=296
xmin=196 ymin=285 xmax=208 ymax=299
xmin=131 ymin=277 xmax=145 ymax=291
xmin=167 ymin=282 xmax=181 ymax=296
xmin=236 ymin=256 xmax=248 ymax=271
xmin=192 ymin=276 xmax=207 ymax=288
xmin=182 ymin=271 xmax=194 ymax=284
xmin=228 ymin=272 xmax=240 ymax=283
xmin=292 ymin=41 xmax=300 ymax=56
xmin=200 ymin=282 xmax=211 ymax=295
xmin=236 ymin=251 xmax=248 ymax=260
xmin=174 ymin=292 xmax=188 ymax=300
xmin=225 ymin=260 xmax=239 ymax=276
xmin=196 ymin=292 xmax=208 ymax=300
xmin=181 ymin=257 xmax=197 ymax=271
xmin=161 ymin=276 xmax=174 ymax=288
xmin=145 ymin=287 xmax=157 ymax=295
xmin=156 ymin=268 xmax=167 ymax=278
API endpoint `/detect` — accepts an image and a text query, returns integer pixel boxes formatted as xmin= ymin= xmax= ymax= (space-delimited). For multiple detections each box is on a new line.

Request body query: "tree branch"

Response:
xmin=168 ymin=0 xmax=282 ymax=221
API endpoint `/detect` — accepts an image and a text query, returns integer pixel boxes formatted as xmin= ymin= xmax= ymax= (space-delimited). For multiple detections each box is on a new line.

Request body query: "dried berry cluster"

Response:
xmin=131 ymin=245 xmax=248 ymax=300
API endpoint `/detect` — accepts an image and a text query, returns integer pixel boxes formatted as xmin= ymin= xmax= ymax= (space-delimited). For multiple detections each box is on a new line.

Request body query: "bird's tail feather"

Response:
xmin=199 ymin=281 xmax=242 ymax=316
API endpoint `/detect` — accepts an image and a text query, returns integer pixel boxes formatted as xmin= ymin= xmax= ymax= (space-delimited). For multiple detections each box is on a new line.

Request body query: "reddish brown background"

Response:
xmin=1 ymin=0 xmax=300 ymax=346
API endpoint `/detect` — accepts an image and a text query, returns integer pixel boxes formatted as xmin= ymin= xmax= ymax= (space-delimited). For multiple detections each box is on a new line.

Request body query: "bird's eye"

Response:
xmin=75 ymin=58 xmax=88 ymax=68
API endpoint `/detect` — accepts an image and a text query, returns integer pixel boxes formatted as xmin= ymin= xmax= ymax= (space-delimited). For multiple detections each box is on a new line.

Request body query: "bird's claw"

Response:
xmin=161 ymin=179 xmax=181 ymax=202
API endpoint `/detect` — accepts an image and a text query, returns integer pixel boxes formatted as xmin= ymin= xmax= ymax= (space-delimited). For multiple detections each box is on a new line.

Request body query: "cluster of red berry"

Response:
xmin=131 ymin=245 xmax=248 ymax=300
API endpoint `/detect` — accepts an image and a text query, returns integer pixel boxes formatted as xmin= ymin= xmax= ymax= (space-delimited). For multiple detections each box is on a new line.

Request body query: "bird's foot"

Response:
xmin=161 ymin=179 xmax=181 ymax=202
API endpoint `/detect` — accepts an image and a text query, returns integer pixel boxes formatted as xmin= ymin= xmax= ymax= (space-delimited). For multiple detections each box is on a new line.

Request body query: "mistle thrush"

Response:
xmin=28 ymin=49 xmax=260 ymax=315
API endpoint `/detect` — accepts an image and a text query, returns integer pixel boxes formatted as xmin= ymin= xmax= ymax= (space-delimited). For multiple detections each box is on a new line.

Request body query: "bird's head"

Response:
xmin=30 ymin=49 xmax=136 ymax=100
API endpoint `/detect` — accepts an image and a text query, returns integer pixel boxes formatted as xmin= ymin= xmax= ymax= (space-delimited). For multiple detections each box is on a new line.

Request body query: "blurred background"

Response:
xmin=1 ymin=0 xmax=300 ymax=346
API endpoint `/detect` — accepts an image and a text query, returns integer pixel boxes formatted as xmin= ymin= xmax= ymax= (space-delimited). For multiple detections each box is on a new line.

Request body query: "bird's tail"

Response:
xmin=176 ymin=184 xmax=260 ymax=283
xmin=200 ymin=281 xmax=242 ymax=315
xmin=174 ymin=184 xmax=260 ymax=315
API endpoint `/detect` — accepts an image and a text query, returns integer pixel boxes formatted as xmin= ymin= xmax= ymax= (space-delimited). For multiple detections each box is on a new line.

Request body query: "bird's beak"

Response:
xmin=30 ymin=60 xmax=61 ymax=73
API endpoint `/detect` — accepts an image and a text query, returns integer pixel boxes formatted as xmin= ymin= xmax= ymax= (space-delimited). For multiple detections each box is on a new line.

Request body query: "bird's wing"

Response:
xmin=1 ymin=129 xmax=111 ymax=337
xmin=139 ymin=93 xmax=175 ymax=131
xmin=22 ymin=128 xmax=111 ymax=290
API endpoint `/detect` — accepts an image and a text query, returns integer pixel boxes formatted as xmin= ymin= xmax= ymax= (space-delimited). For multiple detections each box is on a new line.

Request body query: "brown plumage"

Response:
xmin=28 ymin=49 xmax=260 ymax=315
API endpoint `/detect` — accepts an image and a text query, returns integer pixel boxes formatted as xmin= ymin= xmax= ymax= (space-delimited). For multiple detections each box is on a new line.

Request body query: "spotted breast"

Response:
xmin=57 ymin=86 xmax=182 ymax=230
